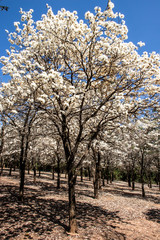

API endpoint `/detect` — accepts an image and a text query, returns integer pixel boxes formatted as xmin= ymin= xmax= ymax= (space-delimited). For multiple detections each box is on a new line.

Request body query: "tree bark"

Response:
xmin=88 ymin=166 xmax=91 ymax=181
xmin=0 ymin=157 xmax=4 ymax=176
xmin=148 ymin=170 xmax=152 ymax=188
xmin=99 ymin=169 xmax=102 ymax=189
xmin=19 ymin=135 xmax=25 ymax=201
xmin=127 ymin=168 xmax=131 ymax=187
xmin=0 ymin=159 xmax=4 ymax=176
xmin=106 ymin=160 xmax=110 ymax=184
xmin=141 ymin=151 xmax=145 ymax=198
xmin=33 ymin=166 xmax=36 ymax=184
xmin=57 ymin=156 xmax=60 ymax=189
xmin=94 ymin=151 xmax=101 ymax=199
xmin=9 ymin=166 xmax=12 ymax=176
xmin=131 ymin=161 xmax=135 ymax=190
xmin=131 ymin=165 xmax=135 ymax=190
xmin=157 ymin=158 xmax=160 ymax=191
xmin=102 ymin=168 xmax=105 ymax=186
xmin=28 ymin=164 xmax=30 ymax=174
xmin=110 ymin=171 xmax=113 ymax=184
xmin=68 ymin=170 xmax=77 ymax=233
xmin=80 ymin=167 xmax=83 ymax=182
xmin=19 ymin=132 xmax=29 ymax=201
xmin=19 ymin=162 xmax=25 ymax=201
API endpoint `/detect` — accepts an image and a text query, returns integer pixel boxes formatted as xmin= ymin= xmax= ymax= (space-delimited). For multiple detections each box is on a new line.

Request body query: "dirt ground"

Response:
xmin=0 ymin=169 xmax=160 ymax=240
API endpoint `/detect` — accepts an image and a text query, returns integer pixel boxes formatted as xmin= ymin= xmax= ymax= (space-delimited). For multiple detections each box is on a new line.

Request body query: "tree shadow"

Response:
xmin=0 ymin=183 xmax=126 ymax=240
xmin=145 ymin=208 xmax=160 ymax=223
xmin=103 ymin=185 xmax=160 ymax=204
xmin=76 ymin=188 xmax=95 ymax=199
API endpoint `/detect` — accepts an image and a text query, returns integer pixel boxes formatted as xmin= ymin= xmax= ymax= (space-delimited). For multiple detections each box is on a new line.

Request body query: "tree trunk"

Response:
xmin=57 ymin=156 xmax=60 ymax=189
xmin=142 ymin=181 xmax=145 ymax=198
xmin=157 ymin=158 xmax=160 ymax=191
xmin=9 ymin=166 xmax=12 ymax=176
xmin=19 ymin=162 xmax=25 ymax=201
xmin=0 ymin=125 xmax=4 ymax=176
xmin=106 ymin=161 xmax=110 ymax=184
xmin=127 ymin=169 xmax=131 ymax=187
xmin=94 ymin=176 xmax=99 ymax=199
xmin=131 ymin=163 xmax=135 ymax=190
xmin=94 ymin=151 xmax=101 ymax=199
xmin=33 ymin=166 xmax=36 ymax=184
xmin=102 ymin=169 xmax=105 ymax=186
xmin=148 ymin=171 xmax=152 ymax=188
xmin=88 ymin=166 xmax=91 ymax=181
xmin=80 ymin=167 xmax=83 ymax=182
xmin=99 ymin=170 xmax=102 ymax=189
xmin=141 ymin=151 xmax=145 ymax=198
xmin=19 ymin=133 xmax=29 ymax=201
xmin=0 ymin=157 xmax=4 ymax=176
xmin=110 ymin=172 xmax=113 ymax=184
xmin=68 ymin=170 xmax=77 ymax=233
xmin=103 ymin=177 xmax=105 ymax=186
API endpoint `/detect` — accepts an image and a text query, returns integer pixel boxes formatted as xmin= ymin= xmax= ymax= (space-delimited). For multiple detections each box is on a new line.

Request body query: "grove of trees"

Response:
xmin=0 ymin=0 xmax=159 ymax=233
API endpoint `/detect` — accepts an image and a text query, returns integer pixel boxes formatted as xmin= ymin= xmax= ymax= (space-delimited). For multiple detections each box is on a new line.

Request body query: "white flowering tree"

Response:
xmin=1 ymin=0 xmax=160 ymax=233
xmin=1 ymin=123 xmax=20 ymax=175
xmin=0 ymin=80 xmax=38 ymax=200
xmin=135 ymin=119 xmax=159 ymax=197
xmin=119 ymin=118 xmax=159 ymax=196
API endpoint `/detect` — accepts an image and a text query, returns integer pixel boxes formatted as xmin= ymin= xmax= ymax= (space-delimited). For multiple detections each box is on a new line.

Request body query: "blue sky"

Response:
xmin=0 ymin=0 xmax=160 ymax=81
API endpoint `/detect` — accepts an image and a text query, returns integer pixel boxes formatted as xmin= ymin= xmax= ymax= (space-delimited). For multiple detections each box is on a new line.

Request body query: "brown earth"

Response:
xmin=0 ymin=169 xmax=160 ymax=240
